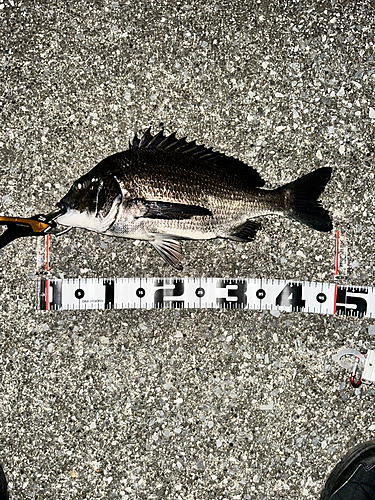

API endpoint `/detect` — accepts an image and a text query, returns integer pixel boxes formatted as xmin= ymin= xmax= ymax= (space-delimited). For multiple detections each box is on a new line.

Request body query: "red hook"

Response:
xmin=350 ymin=356 xmax=362 ymax=388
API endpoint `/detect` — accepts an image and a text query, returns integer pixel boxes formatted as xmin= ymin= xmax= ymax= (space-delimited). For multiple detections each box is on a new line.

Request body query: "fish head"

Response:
xmin=56 ymin=173 xmax=122 ymax=232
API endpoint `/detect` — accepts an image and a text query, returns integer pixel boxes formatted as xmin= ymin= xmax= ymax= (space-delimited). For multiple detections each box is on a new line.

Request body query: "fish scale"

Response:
xmin=56 ymin=129 xmax=333 ymax=270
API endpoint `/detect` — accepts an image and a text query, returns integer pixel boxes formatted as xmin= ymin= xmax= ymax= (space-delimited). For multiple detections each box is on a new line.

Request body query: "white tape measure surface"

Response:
xmin=38 ymin=278 xmax=372 ymax=317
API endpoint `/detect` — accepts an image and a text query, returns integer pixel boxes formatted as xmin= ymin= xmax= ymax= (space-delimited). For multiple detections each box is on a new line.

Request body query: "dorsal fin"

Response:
xmin=130 ymin=129 xmax=265 ymax=188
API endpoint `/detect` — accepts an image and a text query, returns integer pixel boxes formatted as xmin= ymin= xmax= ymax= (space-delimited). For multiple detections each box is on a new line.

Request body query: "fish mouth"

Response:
xmin=54 ymin=201 xmax=72 ymax=227
xmin=56 ymin=201 xmax=68 ymax=213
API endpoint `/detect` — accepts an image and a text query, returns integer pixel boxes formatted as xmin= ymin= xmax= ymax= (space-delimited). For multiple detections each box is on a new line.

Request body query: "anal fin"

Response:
xmin=150 ymin=235 xmax=183 ymax=270
xmin=229 ymin=220 xmax=261 ymax=242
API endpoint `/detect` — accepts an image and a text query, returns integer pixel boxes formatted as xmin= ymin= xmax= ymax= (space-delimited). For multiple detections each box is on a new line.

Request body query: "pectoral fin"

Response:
xmin=229 ymin=220 xmax=261 ymax=242
xmin=150 ymin=235 xmax=183 ymax=270
xmin=141 ymin=200 xmax=212 ymax=220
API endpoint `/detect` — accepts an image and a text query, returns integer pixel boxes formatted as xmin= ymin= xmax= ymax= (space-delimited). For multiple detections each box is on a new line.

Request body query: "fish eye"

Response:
xmin=75 ymin=181 xmax=87 ymax=192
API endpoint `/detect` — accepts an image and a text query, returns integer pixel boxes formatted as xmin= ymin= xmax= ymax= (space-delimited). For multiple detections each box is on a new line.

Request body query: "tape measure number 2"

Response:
xmin=38 ymin=278 xmax=373 ymax=317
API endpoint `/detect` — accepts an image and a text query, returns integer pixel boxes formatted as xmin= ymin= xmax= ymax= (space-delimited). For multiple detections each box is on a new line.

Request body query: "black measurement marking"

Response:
xmin=316 ymin=292 xmax=327 ymax=303
xmin=50 ymin=281 xmax=62 ymax=310
xmin=256 ymin=289 xmax=266 ymax=300
xmin=154 ymin=279 xmax=185 ymax=308
xmin=276 ymin=283 xmax=306 ymax=311
xmin=39 ymin=279 xmax=47 ymax=310
xmin=336 ymin=286 xmax=368 ymax=317
xmin=217 ymin=280 xmax=247 ymax=309
xmin=75 ymin=288 xmax=85 ymax=299
xmin=136 ymin=288 xmax=146 ymax=298
xmin=104 ymin=280 xmax=114 ymax=309
xmin=195 ymin=287 xmax=205 ymax=298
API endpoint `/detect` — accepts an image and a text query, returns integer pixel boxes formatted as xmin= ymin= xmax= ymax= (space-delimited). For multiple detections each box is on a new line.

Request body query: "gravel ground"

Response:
xmin=0 ymin=0 xmax=375 ymax=498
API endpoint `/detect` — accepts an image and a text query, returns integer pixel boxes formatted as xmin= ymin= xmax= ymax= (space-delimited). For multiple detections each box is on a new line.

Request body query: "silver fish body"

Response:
xmin=56 ymin=129 xmax=332 ymax=269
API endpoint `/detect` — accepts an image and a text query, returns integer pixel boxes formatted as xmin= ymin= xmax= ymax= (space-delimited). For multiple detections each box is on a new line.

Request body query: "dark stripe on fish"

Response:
xmin=140 ymin=200 xmax=213 ymax=220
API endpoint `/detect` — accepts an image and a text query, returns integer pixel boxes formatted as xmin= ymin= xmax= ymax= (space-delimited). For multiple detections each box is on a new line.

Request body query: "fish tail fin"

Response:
xmin=0 ymin=463 xmax=8 ymax=500
xmin=281 ymin=167 xmax=333 ymax=232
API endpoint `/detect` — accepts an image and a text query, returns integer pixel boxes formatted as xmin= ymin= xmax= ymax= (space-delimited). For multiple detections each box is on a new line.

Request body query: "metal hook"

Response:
xmin=0 ymin=208 xmax=66 ymax=249
xmin=350 ymin=356 xmax=362 ymax=388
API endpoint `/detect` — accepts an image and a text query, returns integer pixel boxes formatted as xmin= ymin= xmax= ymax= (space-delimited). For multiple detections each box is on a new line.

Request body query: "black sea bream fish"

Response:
xmin=56 ymin=129 xmax=332 ymax=269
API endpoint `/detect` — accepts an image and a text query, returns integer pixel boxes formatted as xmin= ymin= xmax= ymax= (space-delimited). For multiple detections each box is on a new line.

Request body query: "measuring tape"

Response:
xmin=37 ymin=230 xmax=370 ymax=316
xmin=38 ymin=277 xmax=372 ymax=316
